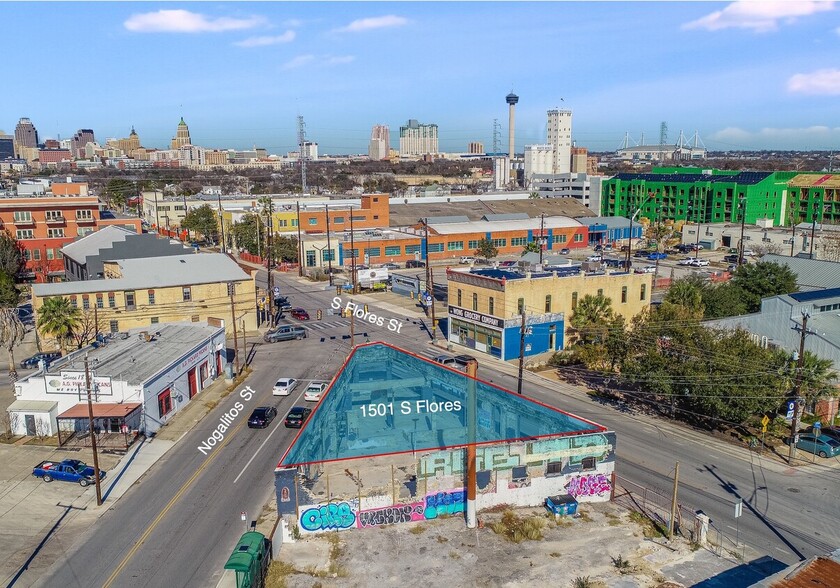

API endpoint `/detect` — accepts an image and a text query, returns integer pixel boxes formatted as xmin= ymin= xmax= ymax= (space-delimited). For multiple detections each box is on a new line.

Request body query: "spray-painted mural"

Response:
xmin=358 ymin=503 xmax=425 ymax=528
xmin=565 ymin=473 xmax=612 ymax=498
xmin=300 ymin=501 xmax=358 ymax=532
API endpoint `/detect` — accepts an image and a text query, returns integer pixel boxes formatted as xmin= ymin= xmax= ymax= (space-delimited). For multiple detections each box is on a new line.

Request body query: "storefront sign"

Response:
xmin=46 ymin=372 xmax=113 ymax=395
xmin=448 ymin=306 xmax=503 ymax=329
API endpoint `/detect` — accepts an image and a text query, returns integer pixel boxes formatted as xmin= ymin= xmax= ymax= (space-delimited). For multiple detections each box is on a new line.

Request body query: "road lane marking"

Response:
xmin=102 ymin=416 xmax=248 ymax=588
xmin=233 ymin=421 xmax=283 ymax=484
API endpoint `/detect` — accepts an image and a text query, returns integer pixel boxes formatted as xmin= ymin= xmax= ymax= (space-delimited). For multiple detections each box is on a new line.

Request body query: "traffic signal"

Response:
xmin=316 ymin=309 xmax=322 ymax=320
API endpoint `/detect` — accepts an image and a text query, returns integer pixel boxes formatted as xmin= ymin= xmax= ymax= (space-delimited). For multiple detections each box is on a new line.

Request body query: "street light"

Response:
xmin=624 ymin=190 xmax=657 ymax=270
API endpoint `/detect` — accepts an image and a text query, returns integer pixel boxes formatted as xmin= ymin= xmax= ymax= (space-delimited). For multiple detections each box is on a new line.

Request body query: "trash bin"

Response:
xmin=545 ymin=494 xmax=578 ymax=516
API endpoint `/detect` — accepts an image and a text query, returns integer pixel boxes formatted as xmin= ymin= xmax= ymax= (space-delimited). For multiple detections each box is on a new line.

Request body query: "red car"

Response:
xmin=290 ymin=308 xmax=310 ymax=320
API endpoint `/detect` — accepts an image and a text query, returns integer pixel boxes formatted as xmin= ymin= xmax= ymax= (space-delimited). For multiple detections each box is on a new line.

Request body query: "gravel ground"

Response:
xmin=273 ymin=502 xmax=739 ymax=588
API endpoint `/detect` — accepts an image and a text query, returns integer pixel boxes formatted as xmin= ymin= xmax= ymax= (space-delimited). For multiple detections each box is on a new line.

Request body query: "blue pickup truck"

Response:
xmin=32 ymin=459 xmax=106 ymax=487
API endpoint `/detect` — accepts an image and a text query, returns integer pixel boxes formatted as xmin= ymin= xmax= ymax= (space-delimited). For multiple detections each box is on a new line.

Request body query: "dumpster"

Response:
xmin=545 ymin=494 xmax=578 ymax=516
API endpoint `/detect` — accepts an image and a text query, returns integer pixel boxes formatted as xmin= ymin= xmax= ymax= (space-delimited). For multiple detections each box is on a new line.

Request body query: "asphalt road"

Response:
xmin=34 ymin=271 xmax=840 ymax=587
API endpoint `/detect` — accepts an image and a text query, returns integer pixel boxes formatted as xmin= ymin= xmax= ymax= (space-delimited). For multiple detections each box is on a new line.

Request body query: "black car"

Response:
xmin=453 ymin=354 xmax=477 ymax=368
xmin=723 ymin=254 xmax=747 ymax=264
xmin=405 ymin=260 xmax=426 ymax=268
xmin=20 ymin=352 xmax=61 ymax=369
xmin=284 ymin=406 xmax=312 ymax=428
xmin=247 ymin=407 xmax=277 ymax=429
xmin=813 ymin=426 xmax=840 ymax=443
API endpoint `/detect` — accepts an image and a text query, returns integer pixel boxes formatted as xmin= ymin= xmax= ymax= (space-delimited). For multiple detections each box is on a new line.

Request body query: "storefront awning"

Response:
xmin=8 ymin=399 xmax=58 ymax=413
xmin=57 ymin=402 xmax=141 ymax=420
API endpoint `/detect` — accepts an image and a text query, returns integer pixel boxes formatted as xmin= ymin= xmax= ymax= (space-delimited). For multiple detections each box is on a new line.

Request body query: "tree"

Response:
xmin=105 ymin=178 xmax=136 ymax=210
xmin=522 ymin=241 xmax=541 ymax=255
xmin=701 ymin=283 xmax=748 ymax=319
xmin=664 ymin=277 xmax=705 ymax=314
xmin=178 ymin=180 xmax=202 ymax=197
xmin=36 ymin=297 xmax=81 ymax=354
xmin=570 ymin=294 xmax=614 ymax=345
xmin=272 ymin=235 xmax=299 ymax=263
xmin=70 ymin=309 xmax=103 ymax=350
xmin=0 ymin=231 xmax=25 ymax=278
xmin=474 ymin=238 xmax=498 ymax=260
xmin=230 ymin=214 xmax=261 ymax=255
xmin=730 ymin=261 xmax=798 ymax=313
xmin=181 ymin=204 xmax=220 ymax=244
xmin=0 ymin=307 xmax=25 ymax=381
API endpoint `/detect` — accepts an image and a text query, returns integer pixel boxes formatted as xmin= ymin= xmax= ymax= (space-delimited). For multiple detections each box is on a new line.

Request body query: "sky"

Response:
xmin=3 ymin=1 xmax=840 ymax=154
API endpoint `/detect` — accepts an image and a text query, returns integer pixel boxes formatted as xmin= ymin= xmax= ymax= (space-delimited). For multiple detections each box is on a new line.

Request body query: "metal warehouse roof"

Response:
xmin=33 ymin=253 xmax=251 ymax=296
xmin=761 ymin=254 xmax=840 ymax=291
xmin=279 ymin=343 xmax=605 ymax=467
xmin=575 ymin=216 xmax=631 ymax=229
xmin=389 ymin=198 xmax=594 ymax=227
xmin=61 ymin=226 xmax=137 ymax=261
xmin=428 ymin=216 xmax=582 ymax=235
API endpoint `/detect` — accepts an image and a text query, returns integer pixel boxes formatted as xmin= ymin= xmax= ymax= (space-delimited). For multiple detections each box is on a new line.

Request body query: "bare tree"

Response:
xmin=70 ymin=308 xmax=103 ymax=349
xmin=0 ymin=307 xmax=25 ymax=381
xmin=1 ymin=411 xmax=21 ymax=440
xmin=34 ymin=417 xmax=51 ymax=441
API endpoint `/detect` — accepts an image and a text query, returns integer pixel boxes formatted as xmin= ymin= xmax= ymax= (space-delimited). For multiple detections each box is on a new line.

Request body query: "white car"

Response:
xmin=634 ymin=265 xmax=656 ymax=274
xmin=459 ymin=256 xmax=475 ymax=264
xmin=689 ymin=258 xmax=710 ymax=267
xmin=303 ymin=381 xmax=327 ymax=402
xmin=272 ymin=377 xmax=298 ymax=396
xmin=677 ymin=258 xmax=696 ymax=266
xmin=586 ymin=255 xmax=603 ymax=262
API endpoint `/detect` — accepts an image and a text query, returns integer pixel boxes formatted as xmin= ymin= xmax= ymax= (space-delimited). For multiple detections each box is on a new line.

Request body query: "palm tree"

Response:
xmin=664 ymin=279 xmax=705 ymax=314
xmin=570 ymin=294 xmax=614 ymax=344
xmin=36 ymin=297 xmax=81 ymax=354
xmin=0 ymin=308 xmax=25 ymax=381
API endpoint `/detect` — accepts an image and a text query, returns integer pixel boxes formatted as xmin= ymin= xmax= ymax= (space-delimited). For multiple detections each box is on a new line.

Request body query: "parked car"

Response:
xmin=603 ymin=244 xmax=613 ymax=252
xmin=405 ymin=260 xmax=425 ymax=268
xmin=284 ymin=406 xmax=312 ymax=428
xmin=743 ymin=249 xmax=755 ymax=257
xmin=727 ymin=264 xmax=738 ymax=273
xmin=689 ymin=258 xmax=710 ymax=267
xmin=453 ymin=354 xmax=477 ymax=368
xmin=633 ymin=250 xmax=649 ymax=258
xmin=20 ymin=351 xmax=61 ymax=369
xmin=794 ymin=433 xmax=840 ymax=458
xmin=290 ymin=308 xmax=310 ymax=321
xmin=247 ymin=406 xmax=277 ymax=429
xmin=815 ymin=426 xmax=840 ymax=443
xmin=604 ymin=257 xmax=624 ymax=268
xmin=459 ymin=256 xmax=476 ymax=264
xmin=272 ymin=377 xmax=298 ymax=396
xmin=559 ymin=248 xmax=571 ymax=255
xmin=263 ymin=326 xmax=307 ymax=343
xmin=498 ymin=260 xmax=517 ymax=268
xmin=677 ymin=258 xmax=696 ymax=266
xmin=381 ymin=262 xmax=401 ymax=270
xmin=647 ymin=252 xmax=668 ymax=260
xmin=594 ymin=244 xmax=603 ymax=252
xmin=634 ymin=265 xmax=656 ymax=274
xmin=619 ymin=245 xmax=629 ymax=252
xmin=32 ymin=459 xmax=106 ymax=486
xmin=433 ymin=354 xmax=458 ymax=368
xmin=274 ymin=296 xmax=293 ymax=312
xmin=303 ymin=381 xmax=327 ymax=402
xmin=586 ymin=255 xmax=603 ymax=262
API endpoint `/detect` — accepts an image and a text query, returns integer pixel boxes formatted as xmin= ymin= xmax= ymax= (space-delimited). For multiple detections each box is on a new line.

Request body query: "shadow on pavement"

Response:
xmin=693 ymin=555 xmax=788 ymax=588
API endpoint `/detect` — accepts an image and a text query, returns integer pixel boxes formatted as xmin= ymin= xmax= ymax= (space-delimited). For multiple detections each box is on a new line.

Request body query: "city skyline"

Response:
xmin=3 ymin=1 xmax=840 ymax=154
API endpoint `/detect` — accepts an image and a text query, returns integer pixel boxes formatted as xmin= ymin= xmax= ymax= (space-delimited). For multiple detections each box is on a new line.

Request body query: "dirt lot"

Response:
xmin=269 ymin=502 xmax=735 ymax=588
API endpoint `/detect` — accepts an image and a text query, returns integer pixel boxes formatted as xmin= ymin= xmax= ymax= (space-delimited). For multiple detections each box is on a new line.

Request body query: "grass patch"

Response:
xmin=604 ymin=512 xmax=621 ymax=527
xmin=0 ymin=435 xmax=24 ymax=444
xmin=265 ymin=560 xmax=298 ymax=588
xmin=611 ymin=554 xmax=634 ymax=574
xmin=204 ymin=400 xmax=219 ymax=410
xmin=488 ymin=510 xmax=546 ymax=543
xmin=436 ymin=535 xmax=449 ymax=543
xmin=24 ymin=436 xmax=59 ymax=446
xmin=408 ymin=524 xmax=426 ymax=535
xmin=549 ymin=552 xmax=561 ymax=558
xmin=627 ymin=511 xmax=665 ymax=539
xmin=555 ymin=517 xmax=574 ymax=528
xmin=449 ymin=551 xmax=461 ymax=559
xmin=576 ymin=509 xmax=593 ymax=523
xmin=479 ymin=503 xmax=513 ymax=514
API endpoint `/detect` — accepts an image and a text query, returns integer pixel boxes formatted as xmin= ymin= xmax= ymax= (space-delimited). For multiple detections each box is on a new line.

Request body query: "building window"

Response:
xmin=472 ymin=293 xmax=478 ymax=311
xmin=385 ymin=245 xmax=401 ymax=256
xmin=32 ymin=249 xmax=41 ymax=261
xmin=76 ymin=210 xmax=93 ymax=220
xmin=491 ymin=238 xmax=507 ymax=248
xmin=322 ymin=249 xmax=335 ymax=262
xmin=22 ymin=250 xmax=31 ymax=261
xmin=553 ymin=234 xmax=568 ymax=244
xmin=182 ymin=287 xmax=192 ymax=301
xmin=365 ymin=247 xmax=381 ymax=257
xmin=291 ymin=219 xmax=298 ymax=227
xmin=13 ymin=211 xmax=33 ymax=223
xmin=333 ymin=216 xmax=344 ymax=223
xmin=15 ymin=230 xmax=34 ymax=240
xmin=489 ymin=297 xmax=494 ymax=315
xmin=47 ymin=228 xmax=65 ymax=238
xmin=581 ymin=456 xmax=597 ymax=471
xmin=45 ymin=210 xmax=63 ymax=221
xmin=545 ymin=295 xmax=552 ymax=313
xmin=108 ymin=292 xmax=116 ymax=308
xmin=640 ymin=284 xmax=647 ymax=301
xmin=405 ymin=244 xmax=421 ymax=255
xmin=77 ymin=227 xmax=93 ymax=237
xmin=82 ymin=296 xmax=90 ymax=310
xmin=148 ymin=290 xmax=156 ymax=305
xmin=511 ymin=237 xmax=527 ymax=246
xmin=125 ymin=291 xmax=136 ymax=310
xmin=468 ymin=240 xmax=480 ymax=250
xmin=96 ymin=294 xmax=103 ymax=309
xmin=70 ymin=296 xmax=77 ymax=308
xmin=109 ymin=319 xmax=119 ymax=333
xmin=305 ymin=250 xmax=316 ymax=267
xmin=597 ymin=288 xmax=604 ymax=297
xmin=278 ymin=219 xmax=288 ymax=227
xmin=447 ymin=241 xmax=464 ymax=251
xmin=546 ymin=461 xmax=562 ymax=476
xmin=517 ymin=298 xmax=524 ymax=313
xmin=158 ymin=389 xmax=173 ymax=417
xmin=621 ymin=286 xmax=628 ymax=303
xmin=345 ymin=248 xmax=359 ymax=260
xmin=573 ymin=233 xmax=584 ymax=242
xmin=151 ymin=317 xmax=159 ymax=324
xmin=308 ymin=218 xmax=317 ymax=225
xmin=572 ymin=291 xmax=578 ymax=309
xmin=457 ymin=289 xmax=462 ymax=307
xmin=428 ymin=243 xmax=444 ymax=253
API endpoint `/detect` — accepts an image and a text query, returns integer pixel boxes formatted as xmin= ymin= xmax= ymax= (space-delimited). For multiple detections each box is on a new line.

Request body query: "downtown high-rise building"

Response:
xmin=547 ymin=109 xmax=572 ymax=174
xmin=14 ymin=117 xmax=39 ymax=149
xmin=70 ymin=129 xmax=95 ymax=158
xmin=170 ymin=117 xmax=192 ymax=149
xmin=399 ymin=119 xmax=438 ymax=156
xmin=368 ymin=125 xmax=390 ymax=161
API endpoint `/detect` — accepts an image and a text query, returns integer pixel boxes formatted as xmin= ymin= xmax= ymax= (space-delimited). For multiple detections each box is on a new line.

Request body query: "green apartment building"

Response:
xmin=786 ymin=174 xmax=840 ymax=225
xmin=601 ymin=167 xmax=795 ymax=226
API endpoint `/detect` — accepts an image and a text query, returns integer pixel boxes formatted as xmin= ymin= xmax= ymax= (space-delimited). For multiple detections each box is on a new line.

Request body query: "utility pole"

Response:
xmin=182 ymin=192 xmax=189 ymax=242
xmin=694 ymin=193 xmax=702 ymax=251
xmin=349 ymin=300 xmax=355 ymax=347
xmin=217 ymin=192 xmax=226 ymax=253
xmin=423 ymin=218 xmax=437 ymax=342
xmin=296 ymin=201 xmax=303 ymax=277
xmin=667 ymin=461 xmax=679 ymax=538
xmin=788 ymin=310 xmax=810 ymax=463
xmin=153 ymin=190 xmax=160 ymax=230
xmin=261 ymin=197 xmax=275 ymax=326
xmin=517 ymin=309 xmax=526 ymax=395
xmin=350 ymin=212 xmax=357 ymax=294
xmin=241 ymin=319 xmax=247 ymax=369
xmin=738 ymin=196 xmax=746 ymax=267
xmin=84 ymin=353 xmax=103 ymax=506
xmin=228 ymin=283 xmax=240 ymax=375
xmin=809 ymin=203 xmax=819 ymax=259
xmin=325 ymin=205 xmax=334 ymax=286
xmin=465 ymin=359 xmax=478 ymax=528
xmin=625 ymin=206 xmax=634 ymax=271
xmin=539 ymin=213 xmax=545 ymax=265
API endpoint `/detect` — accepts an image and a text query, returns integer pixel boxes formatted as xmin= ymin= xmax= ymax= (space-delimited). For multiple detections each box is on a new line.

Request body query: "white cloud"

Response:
xmin=281 ymin=54 xmax=355 ymax=70
xmin=283 ymin=19 xmax=303 ymax=28
xmin=711 ymin=125 xmax=840 ymax=145
xmin=788 ymin=68 xmax=840 ymax=94
xmin=334 ymin=15 xmax=408 ymax=33
xmin=683 ymin=1 xmax=834 ymax=32
xmin=124 ymin=9 xmax=264 ymax=33
xmin=234 ymin=31 xmax=296 ymax=47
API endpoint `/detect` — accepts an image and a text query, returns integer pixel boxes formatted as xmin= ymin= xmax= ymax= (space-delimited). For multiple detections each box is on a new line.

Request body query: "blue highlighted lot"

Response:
xmin=280 ymin=343 xmax=604 ymax=467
